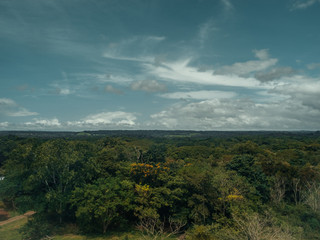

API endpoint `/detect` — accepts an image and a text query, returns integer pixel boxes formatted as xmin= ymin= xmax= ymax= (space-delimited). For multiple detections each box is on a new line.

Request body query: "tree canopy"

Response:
xmin=0 ymin=131 xmax=320 ymax=239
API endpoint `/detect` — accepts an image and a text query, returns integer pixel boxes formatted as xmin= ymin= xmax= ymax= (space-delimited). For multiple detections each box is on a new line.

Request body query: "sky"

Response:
xmin=0 ymin=0 xmax=320 ymax=131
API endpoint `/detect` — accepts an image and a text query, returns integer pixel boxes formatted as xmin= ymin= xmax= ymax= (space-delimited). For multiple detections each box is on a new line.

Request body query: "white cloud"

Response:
xmin=160 ymin=90 xmax=236 ymax=100
xmin=77 ymin=73 xmax=132 ymax=85
xmin=25 ymin=118 xmax=61 ymax=127
xmin=130 ymin=80 xmax=167 ymax=92
xmin=149 ymin=98 xmax=320 ymax=130
xmin=15 ymin=111 xmax=137 ymax=130
xmin=255 ymin=91 xmax=290 ymax=103
xmin=49 ymin=84 xmax=73 ymax=95
xmin=7 ymin=109 xmax=39 ymax=117
xmin=214 ymin=49 xmax=278 ymax=76
xmin=59 ymin=88 xmax=71 ymax=95
xmin=82 ymin=111 xmax=136 ymax=126
xmin=0 ymin=122 xmax=9 ymax=127
xmin=307 ymin=62 xmax=320 ymax=70
xmin=103 ymin=53 xmax=151 ymax=63
xmin=144 ymin=58 xmax=262 ymax=88
xmin=291 ymin=0 xmax=320 ymax=10
xmin=0 ymin=98 xmax=38 ymax=117
xmin=104 ymin=85 xmax=123 ymax=95
xmin=214 ymin=58 xmax=277 ymax=76
xmin=0 ymin=98 xmax=16 ymax=106
xmin=255 ymin=67 xmax=296 ymax=82
xmin=253 ymin=49 xmax=270 ymax=60
xmin=271 ymin=76 xmax=320 ymax=110
xmin=50 ymin=87 xmax=72 ymax=96
xmin=145 ymin=36 xmax=166 ymax=42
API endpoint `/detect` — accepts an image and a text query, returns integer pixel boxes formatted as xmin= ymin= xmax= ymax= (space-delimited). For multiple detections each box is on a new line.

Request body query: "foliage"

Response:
xmin=185 ymin=225 xmax=214 ymax=240
xmin=1 ymin=132 xmax=320 ymax=239
xmin=226 ymin=154 xmax=270 ymax=202
xmin=19 ymin=214 xmax=53 ymax=240
xmin=71 ymin=177 xmax=135 ymax=233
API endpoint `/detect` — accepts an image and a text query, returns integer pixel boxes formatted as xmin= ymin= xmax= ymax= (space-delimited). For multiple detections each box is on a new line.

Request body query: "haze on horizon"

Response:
xmin=1 ymin=0 xmax=320 ymax=131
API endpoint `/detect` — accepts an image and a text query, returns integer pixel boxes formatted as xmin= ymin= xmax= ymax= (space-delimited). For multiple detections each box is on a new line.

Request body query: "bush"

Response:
xmin=186 ymin=225 xmax=214 ymax=240
xmin=19 ymin=214 xmax=53 ymax=240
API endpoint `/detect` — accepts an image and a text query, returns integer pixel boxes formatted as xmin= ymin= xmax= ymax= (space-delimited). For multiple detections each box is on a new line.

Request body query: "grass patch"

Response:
xmin=0 ymin=217 xmax=27 ymax=240
xmin=8 ymin=210 xmax=21 ymax=218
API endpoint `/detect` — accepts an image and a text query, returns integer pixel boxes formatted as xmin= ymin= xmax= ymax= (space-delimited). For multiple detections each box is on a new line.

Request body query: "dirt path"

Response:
xmin=0 ymin=211 xmax=35 ymax=226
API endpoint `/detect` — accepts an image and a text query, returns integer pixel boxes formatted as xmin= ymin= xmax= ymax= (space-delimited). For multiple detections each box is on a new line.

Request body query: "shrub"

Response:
xmin=186 ymin=225 xmax=214 ymax=240
xmin=19 ymin=214 xmax=53 ymax=240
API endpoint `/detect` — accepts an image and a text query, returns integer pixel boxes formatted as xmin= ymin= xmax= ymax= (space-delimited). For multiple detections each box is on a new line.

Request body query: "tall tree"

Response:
xmin=71 ymin=177 xmax=134 ymax=233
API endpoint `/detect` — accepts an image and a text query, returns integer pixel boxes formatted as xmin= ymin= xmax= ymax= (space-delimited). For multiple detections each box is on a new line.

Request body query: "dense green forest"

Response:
xmin=1 ymin=131 xmax=320 ymax=239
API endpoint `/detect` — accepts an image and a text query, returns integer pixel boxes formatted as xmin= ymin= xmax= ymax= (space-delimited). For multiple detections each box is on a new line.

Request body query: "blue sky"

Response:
xmin=1 ymin=0 xmax=320 ymax=131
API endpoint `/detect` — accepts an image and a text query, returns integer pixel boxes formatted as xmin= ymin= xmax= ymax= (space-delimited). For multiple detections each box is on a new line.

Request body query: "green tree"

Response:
xmin=226 ymin=155 xmax=269 ymax=202
xmin=178 ymin=162 xmax=217 ymax=225
xmin=71 ymin=177 xmax=134 ymax=233
xmin=26 ymin=140 xmax=95 ymax=222
xmin=143 ymin=144 xmax=167 ymax=163
xmin=211 ymin=167 xmax=254 ymax=217
xmin=0 ymin=140 xmax=37 ymax=211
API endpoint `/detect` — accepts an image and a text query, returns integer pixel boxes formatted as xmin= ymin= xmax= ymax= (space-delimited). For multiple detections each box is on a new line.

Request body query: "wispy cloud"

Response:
xmin=104 ymin=85 xmax=123 ymax=95
xmin=291 ymin=0 xmax=320 ymax=10
xmin=7 ymin=109 xmax=39 ymax=117
xmin=130 ymin=80 xmax=167 ymax=93
xmin=103 ymin=53 xmax=151 ymax=63
xmin=307 ymin=62 xmax=320 ymax=70
xmin=76 ymin=73 xmax=132 ymax=85
xmin=144 ymin=58 xmax=262 ymax=88
xmin=0 ymin=98 xmax=38 ymax=117
xmin=15 ymin=84 xmax=35 ymax=92
xmin=103 ymin=35 xmax=165 ymax=63
xmin=221 ymin=0 xmax=234 ymax=11
xmin=53 ymin=88 xmax=72 ymax=95
xmin=0 ymin=98 xmax=16 ymax=106
xmin=160 ymin=90 xmax=236 ymax=100
xmin=214 ymin=49 xmax=278 ymax=76
xmin=254 ymin=67 xmax=296 ymax=82
xmin=198 ymin=19 xmax=218 ymax=47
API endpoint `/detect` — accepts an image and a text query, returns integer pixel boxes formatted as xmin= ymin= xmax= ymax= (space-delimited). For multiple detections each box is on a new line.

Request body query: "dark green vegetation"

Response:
xmin=0 ymin=131 xmax=320 ymax=239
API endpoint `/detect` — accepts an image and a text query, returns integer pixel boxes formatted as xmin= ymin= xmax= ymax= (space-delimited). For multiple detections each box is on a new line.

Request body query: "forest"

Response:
xmin=0 ymin=131 xmax=320 ymax=240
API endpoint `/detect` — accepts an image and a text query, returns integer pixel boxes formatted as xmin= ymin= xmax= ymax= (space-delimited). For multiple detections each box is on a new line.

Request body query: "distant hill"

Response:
xmin=0 ymin=130 xmax=319 ymax=139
